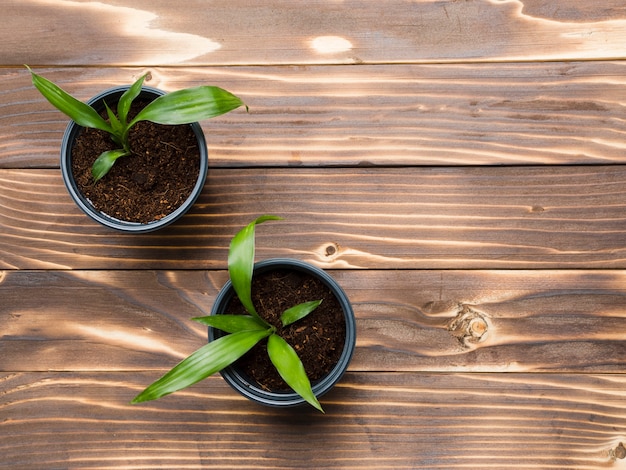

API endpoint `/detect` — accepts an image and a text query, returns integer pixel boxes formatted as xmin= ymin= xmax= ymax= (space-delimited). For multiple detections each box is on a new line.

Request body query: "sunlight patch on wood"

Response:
xmin=311 ymin=36 xmax=353 ymax=54
xmin=486 ymin=0 xmax=626 ymax=60
xmin=31 ymin=0 xmax=221 ymax=64
xmin=74 ymin=325 xmax=187 ymax=359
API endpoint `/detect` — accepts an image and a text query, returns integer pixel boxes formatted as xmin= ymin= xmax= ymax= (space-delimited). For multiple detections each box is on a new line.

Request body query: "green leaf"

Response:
xmin=228 ymin=215 xmax=283 ymax=318
xmin=130 ymin=85 xmax=246 ymax=126
xmin=192 ymin=315 xmax=269 ymax=334
xmin=117 ymin=73 xmax=147 ymax=126
xmin=27 ymin=66 xmax=112 ymax=133
xmin=131 ymin=329 xmax=271 ymax=404
xmin=281 ymin=300 xmax=322 ymax=327
xmin=91 ymin=149 xmax=129 ymax=182
xmin=267 ymin=334 xmax=323 ymax=413
xmin=104 ymin=102 xmax=124 ymax=147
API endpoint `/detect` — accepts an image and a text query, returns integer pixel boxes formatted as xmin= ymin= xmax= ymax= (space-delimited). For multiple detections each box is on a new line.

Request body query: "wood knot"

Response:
xmin=315 ymin=242 xmax=342 ymax=264
xmin=612 ymin=442 xmax=626 ymax=460
xmin=324 ymin=243 xmax=339 ymax=257
xmin=447 ymin=306 xmax=489 ymax=347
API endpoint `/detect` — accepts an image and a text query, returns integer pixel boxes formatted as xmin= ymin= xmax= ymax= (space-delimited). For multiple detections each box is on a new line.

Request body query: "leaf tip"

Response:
xmin=130 ymin=394 xmax=145 ymax=405
xmin=91 ymin=166 xmax=106 ymax=183
xmin=309 ymin=397 xmax=325 ymax=413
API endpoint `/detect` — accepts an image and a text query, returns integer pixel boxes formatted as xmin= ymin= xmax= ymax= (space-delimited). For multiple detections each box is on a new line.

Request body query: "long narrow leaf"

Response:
xmin=267 ymin=334 xmax=323 ymax=412
xmin=91 ymin=149 xmax=129 ymax=182
xmin=192 ymin=315 xmax=268 ymax=334
xmin=27 ymin=66 xmax=112 ymax=133
xmin=281 ymin=300 xmax=322 ymax=327
xmin=228 ymin=215 xmax=283 ymax=318
xmin=131 ymin=329 xmax=270 ymax=403
xmin=117 ymin=73 xmax=147 ymax=126
xmin=104 ymin=102 xmax=124 ymax=146
xmin=130 ymin=86 xmax=246 ymax=126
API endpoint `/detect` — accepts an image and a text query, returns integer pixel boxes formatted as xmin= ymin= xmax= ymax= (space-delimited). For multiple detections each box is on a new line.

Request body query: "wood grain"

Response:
xmin=2 ymin=1 xmax=626 ymax=468
xmin=2 ymin=372 xmax=625 ymax=469
xmin=3 ymin=1 xmax=626 ymax=66
xmin=2 ymin=269 xmax=625 ymax=373
xmin=3 ymin=63 xmax=626 ymax=169
xmin=1 ymin=166 xmax=624 ymax=270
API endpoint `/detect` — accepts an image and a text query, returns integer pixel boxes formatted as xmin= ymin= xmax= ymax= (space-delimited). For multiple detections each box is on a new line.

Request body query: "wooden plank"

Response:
xmin=2 ymin=270 xmax=625 ymax=373
xmin=0 ymin=166 xmax=625 ymax=270
xmin=4 ymin=63 xmax=626 ymax=169
xmin=3 ymin=1 xmax=626 ymax=66
xmin=2 ymin=371 xmax=625 ymax=468
xmin=3 ymin=3 xmax=624 ymax=468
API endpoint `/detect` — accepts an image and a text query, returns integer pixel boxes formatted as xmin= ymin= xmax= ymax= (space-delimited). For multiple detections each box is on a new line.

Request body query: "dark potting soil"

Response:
xmin=222 ymin=268 xmax=347 ymax=392
xmin=70 ymin=101 xmax=200 ymax=224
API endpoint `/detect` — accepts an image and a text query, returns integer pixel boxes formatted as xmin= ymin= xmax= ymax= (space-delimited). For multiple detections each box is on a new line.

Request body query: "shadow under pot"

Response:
xmin=209 ymin=258 xmax=357 ymax=408
xmin=60 ymin=86 xmax=208 ymax=233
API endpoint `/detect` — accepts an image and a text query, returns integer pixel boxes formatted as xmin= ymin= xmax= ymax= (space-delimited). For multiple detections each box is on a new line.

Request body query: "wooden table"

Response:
xmin=2 ymin=1 xmax=626 ymax=468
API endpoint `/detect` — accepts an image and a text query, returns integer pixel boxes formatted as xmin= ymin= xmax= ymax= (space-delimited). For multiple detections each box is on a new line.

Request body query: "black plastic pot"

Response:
xmin=209 ymin=258 xmax=356 ymax=408
xmin=60 ymin=86 xmax=208 ymax=233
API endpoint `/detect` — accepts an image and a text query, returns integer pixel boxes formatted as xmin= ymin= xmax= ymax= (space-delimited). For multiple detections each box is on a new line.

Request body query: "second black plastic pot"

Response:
xmin=209 ymin=258 xmax=356 ymax=408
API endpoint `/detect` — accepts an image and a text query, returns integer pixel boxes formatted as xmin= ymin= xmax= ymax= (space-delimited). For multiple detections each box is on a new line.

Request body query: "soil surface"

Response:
xmin=222 ymin=268 xmax=347 ymax=392
xmin=70 ymin=101 xmax=200 ymax=223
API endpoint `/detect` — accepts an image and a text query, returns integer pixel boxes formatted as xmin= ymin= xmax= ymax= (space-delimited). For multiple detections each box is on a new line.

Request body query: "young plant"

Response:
xmin=27 ymin=66 xmax=246 ymax=181
xmin=131 ymin=216 xmax=325 ymax=412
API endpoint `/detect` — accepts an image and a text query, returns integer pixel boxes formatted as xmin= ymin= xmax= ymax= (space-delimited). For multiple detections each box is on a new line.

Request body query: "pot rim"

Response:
xmin=60 ymin=85 xmax=208 ymax=233
xmin=209 ymin=258 xmax=356 ymax=408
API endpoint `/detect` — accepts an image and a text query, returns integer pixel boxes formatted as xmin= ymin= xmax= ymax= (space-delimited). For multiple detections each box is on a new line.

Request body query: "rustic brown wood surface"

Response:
xmin=2 ymin=372 xmax=625 ymax=469
xmin=1 ymin=1 xmax=626 ymax=469
xmin=2 ymin=269 xmax=625 ymax=373
xmin=3 ymin=0 xmax=626 ymax=65
xmin=3 ymin=63 xmax=626 ymax=169
xmin=1 ymin=167 xmax=625 ymax=270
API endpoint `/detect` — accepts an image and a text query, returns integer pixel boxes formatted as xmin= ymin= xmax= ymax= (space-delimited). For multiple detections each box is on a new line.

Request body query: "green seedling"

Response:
xmin=27 ymin=66 xmax=246 ymax=181
xmin=131 ymin=216 xmax=324 ymax=412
